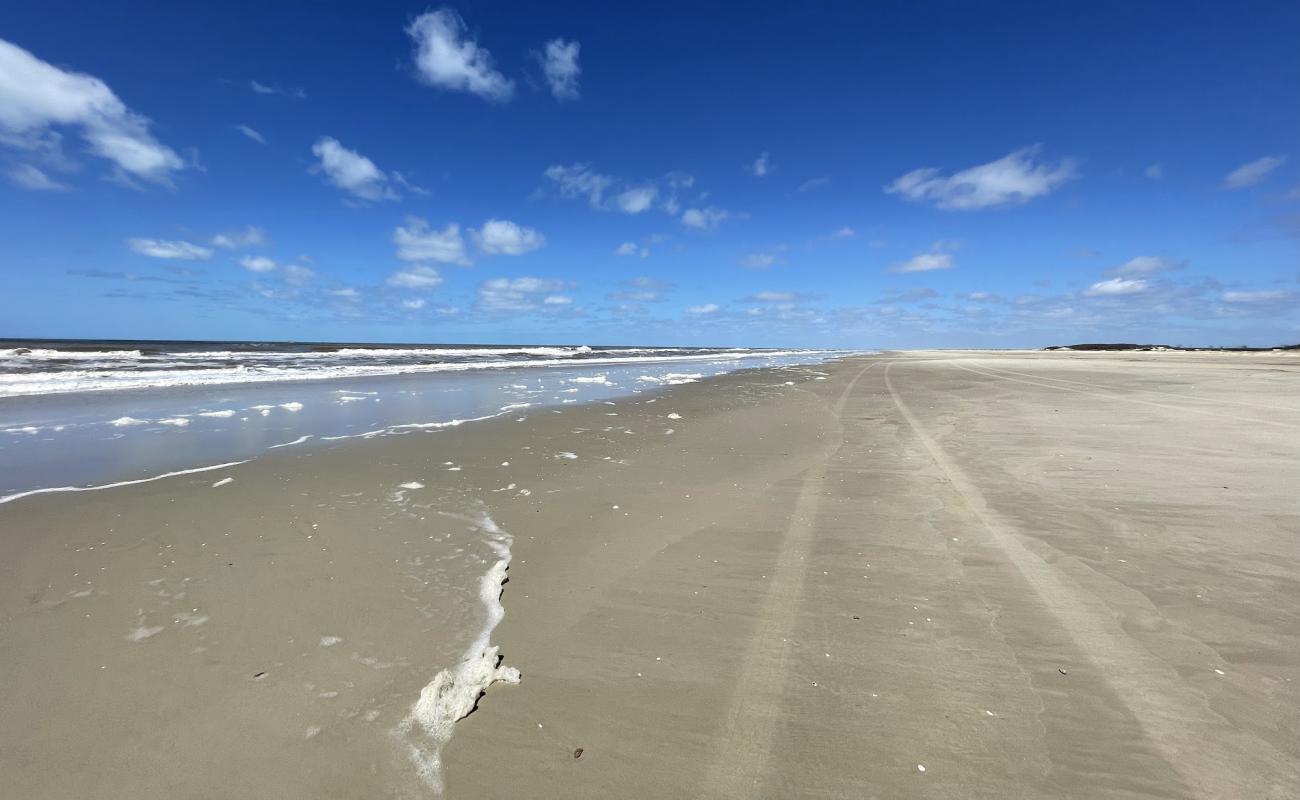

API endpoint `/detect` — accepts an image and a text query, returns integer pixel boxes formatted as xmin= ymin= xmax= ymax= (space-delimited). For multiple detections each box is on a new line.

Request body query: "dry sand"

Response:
xmin=1 ymin=351 xmax=1297 ymax=798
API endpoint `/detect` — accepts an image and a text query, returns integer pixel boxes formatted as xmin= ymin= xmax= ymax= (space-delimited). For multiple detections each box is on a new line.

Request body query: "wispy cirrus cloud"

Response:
xmin=885 ymin=145 xmax=1076 ymax=210
xmin=127 ymin=237 xmax=214 ymax=260
xmin=539 ymin=39 xmax=580 ymax=101
xmin=407 ymin=9 xmax=514 ymax=102
xmin=249 ymin=80 xmax=305 ymax=99
xmin=1223 ymin=155 xmax=1286 ymax=189
xmin=7 ymin=163 xmax=66 ymax=191
xmin=236 ymin=124 xmax=265 ymax=145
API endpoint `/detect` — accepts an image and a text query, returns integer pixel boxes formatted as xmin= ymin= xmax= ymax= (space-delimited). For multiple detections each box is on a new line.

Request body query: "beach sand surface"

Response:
xmin=2 ymin=351 xmax=1297 ymax=798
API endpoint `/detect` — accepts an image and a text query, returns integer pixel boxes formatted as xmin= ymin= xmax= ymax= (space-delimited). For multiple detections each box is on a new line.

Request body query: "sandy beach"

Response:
xmin=2 ymin=351 xmax=1298 ymax=798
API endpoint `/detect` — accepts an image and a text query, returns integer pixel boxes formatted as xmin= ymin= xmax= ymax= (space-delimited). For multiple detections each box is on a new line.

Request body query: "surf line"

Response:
xmin=396 ymin=508 xmax=520 ymax=794
xmin=0 ymin=460 xmax=251 ymax=506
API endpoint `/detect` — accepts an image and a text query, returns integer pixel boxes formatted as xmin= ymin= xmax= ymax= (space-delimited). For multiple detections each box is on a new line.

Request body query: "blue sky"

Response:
xmin=1 ymin=1 xmax=1297 ymax=347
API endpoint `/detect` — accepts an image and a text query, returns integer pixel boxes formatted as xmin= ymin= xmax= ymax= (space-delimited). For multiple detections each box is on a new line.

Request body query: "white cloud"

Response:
xmin=749 ymin=151 xmax=770 ymax=177
xmin=211 ymin=226 xmax=266 ymax=249
xmin=615 ymin=185 xmax=657 ymax=214
xmin=540 ymin=39 xmax=580 ymax=101
xmin=283 ymin=264 xmax=315 ymax=285
xmin=7 ymin=163 xmax=66 ymax=191
xmin=311 ymin=136 xmax=396 ymax=201
xmin=891 ymin=250 xmax=954 ymax=273
xmin=741 ymin=253 xmax=777 ymax=269
xmin=471 ymin=218 xmax=546 ymax=255
xmin=1110 ymin=256 xmax=1179 ymax=276
xmin=388 ymin=265 xmax=444 ymax=289
xmin=1144 ymin=163 xmax=1163 ymax=180
xmin=236 ymin=124 xmax=265 ymax=145
xmin=1222 ymin=289 xmax=1288 ymax=303
xmin=830 ymin=226 xmax=855 ymax=239
xmin=544 ymin=163 xmax=614 ymax=208
xmin=128 ymin=237 xmax=213 ymax=260
xmin=249 ymin=80 xmax=305 ymax=99
xmin=797 ymin=176 xmax=830 ymax=193
xmin=681 ymin=206 xmax=728 ymax=231
xmin=478 ymin=276 xmax=569 ymax=311
xmin=545 ymin=164 xmax=693 ymax=217
xmin=614 ymin=242 xmax=643 ymax=257
xmin=1223 ymin=155 xmax=1286 ymax=189
xmin=885 ymin=145 xmax=1077 ymax=210
xmin=686 ymin=303 xmax=719 ymax=314
xmin=329 ymin=287 xmax=361 ymax=300
xmin=0 ymin=39 xmax=184 ymax=186
xmin=1085 ymin=277 xmax=1148 ymax=296
xmin=394 ymin=217 xmax=470 ymax=265
xmin=543 ymin=295 xmax=573 ymax=305
xmin=749 ymin=291 xmax=798 ymax=303
xmin=401 ymin=298 xmax=427 ymax=310
xmin=239 ymin=255 xmax=276 ymax=273
xmin=406 ymin=10 xmax=514 ymax=102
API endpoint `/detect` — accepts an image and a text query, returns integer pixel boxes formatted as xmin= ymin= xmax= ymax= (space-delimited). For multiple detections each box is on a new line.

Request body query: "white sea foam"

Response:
xmin=570 ymin=374 xmax=613 ymax=385
xmin=399 ymin=481 xmax=425 ymax=490
xmin=197 ymin=409 xmax=237 ymax=418
xmin=555 ymin=452 xmax=578 ymax=459
xmin=268 ymin=434 xmax=313 ymax=449
xmin=3 ymin=425 xmax=41 ymax=435
xmin=0 ymin=350 xmax=835 ymax=397
xmin=110 ymin=416 xmax=146 ymax=426
xmin=158 ymin=417 xmax=190 ymax=427
xmin=280 ymin=402 xmax=304 ymax=411
xmin=211 ymin=477 xmax=233 ymax=488
xmin=0 ymin=460 xmax=251 ymax=506
xmin=397 ymin=509 xmax=518 ymax=794
xmin=637 ymin=372 xmax=704 ymax=385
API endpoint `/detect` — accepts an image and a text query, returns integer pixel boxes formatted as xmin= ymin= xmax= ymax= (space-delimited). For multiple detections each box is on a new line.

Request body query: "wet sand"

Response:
xmin=2 ymin=352 xmax=1298 ymax=798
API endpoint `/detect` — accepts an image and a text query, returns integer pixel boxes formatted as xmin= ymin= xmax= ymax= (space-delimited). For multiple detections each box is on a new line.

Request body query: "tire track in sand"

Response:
xmin=700 ymin=361 xmax=879 ymax=797
xmin=884 ymin=360 xmax=1299 ymax=799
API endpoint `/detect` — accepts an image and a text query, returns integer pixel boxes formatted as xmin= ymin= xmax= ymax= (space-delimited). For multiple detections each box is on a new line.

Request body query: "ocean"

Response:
xmin=0 ymin=338 xmax=845 ymax=501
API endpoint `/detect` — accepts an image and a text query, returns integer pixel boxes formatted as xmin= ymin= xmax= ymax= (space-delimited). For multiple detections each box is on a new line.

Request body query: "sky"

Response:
xmin=1 ymin=0 xmax=1297 ymax=348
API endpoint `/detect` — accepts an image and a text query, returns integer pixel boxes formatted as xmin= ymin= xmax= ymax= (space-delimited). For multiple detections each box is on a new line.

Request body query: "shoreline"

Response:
xmin=2 ymin=352 xmax=1297 ymax=798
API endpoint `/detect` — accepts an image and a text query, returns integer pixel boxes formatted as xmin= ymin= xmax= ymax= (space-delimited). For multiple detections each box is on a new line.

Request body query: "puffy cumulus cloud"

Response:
xmin=615 ymin=185 xmax=657 ymax=214
xmin=211 ymin=226 xmax=267 ymax=249
xmin=681 ymin=206 xmax=728 ymax=231
xmin=0 ymin=39 xmax=184 ymax=186
xmin=540 ymin=39 xmax=580 ymax=101
xmin=1223 ymin=155 xmax=1286 ymax=189
xmin=830 ymin=226 xmax=855 ymax=239
xmin=477 ymin=276 xmax=571 ymax=312
xmin=891 ymin=245 xmax=955 ymax=273
xmin=614 ymin=241 xmax=648 ymax=258
xmin=239 ymin=255 xmax=276 ymax=273
xmin=7 ymin=163 xmax=66 ymax=191
xmin=749 ymin=151 xmax=770 ymax=177
xmin=407 ymin=9 xmax=514 ymax=102
xmin=394 ymin=217 xmax=470 ymax=266
xmin=471 ymin=218 xmax=546 ymax=255
xmin=329 ymin=287 xmax=361 ymax=300
xmin=686 ymin=303 xmax=719 ymax=315
xmin=387 ymin=265 xmax=444 ymax=289
xmin=236 ymin=124 xmax=265 ymax=145
xmin=543 ymin=295 xmax=573 ymax=305
xmin=885 ymin=145 xmax=1077 ymax=210
xmin=311 ymin=137 xmax=397 ymax=202
xmin=401 ymin=298 xmax=427 ymax=310
xmin=1108 ymin=256 xmax=1181 ymax=277
xmin=1084 ymin=277 xmax=1147 ymax=296
xmin=128 ymin=237 xmax=213 ymax=260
